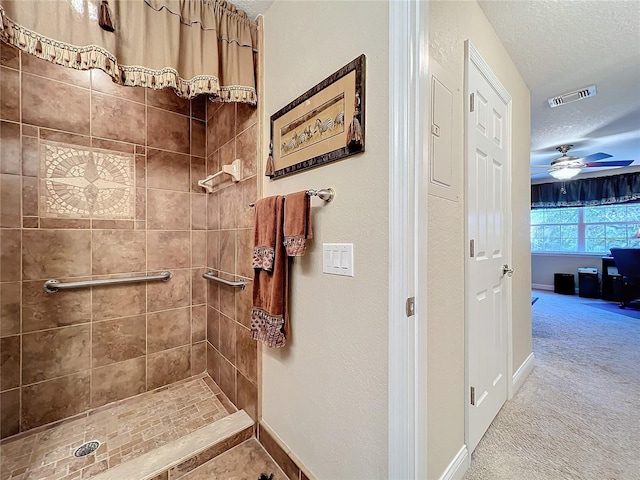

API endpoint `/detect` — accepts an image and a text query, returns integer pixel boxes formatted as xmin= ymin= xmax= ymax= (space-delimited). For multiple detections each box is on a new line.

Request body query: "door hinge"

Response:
xmin=406 ymin=297 xmax=415 ymax=317
xmin=470 ymin=92 xmax=475 ymax=112
xmin=470 ymin=386 xmax=476 ymax=406
xmin=470 ymin=239 xmax=475 ymax=258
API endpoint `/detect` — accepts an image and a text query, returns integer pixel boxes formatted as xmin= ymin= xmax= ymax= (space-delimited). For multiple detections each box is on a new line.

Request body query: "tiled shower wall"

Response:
xmin=205 ymin=101 xmax=259 ymax=422
xmin=0 ymin=42 xmax=210 ymax=438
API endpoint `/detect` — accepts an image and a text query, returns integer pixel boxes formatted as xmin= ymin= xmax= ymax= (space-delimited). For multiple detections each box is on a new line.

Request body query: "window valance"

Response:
xmin=531 ymin=172 xmax=640 ymax=209
xmin=0 ymin=0 xmax=258 ymax=104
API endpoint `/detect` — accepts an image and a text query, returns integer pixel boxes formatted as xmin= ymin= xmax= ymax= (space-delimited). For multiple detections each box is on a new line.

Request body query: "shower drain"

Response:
xmin=73 ymin=440 xmax=101 ymax=458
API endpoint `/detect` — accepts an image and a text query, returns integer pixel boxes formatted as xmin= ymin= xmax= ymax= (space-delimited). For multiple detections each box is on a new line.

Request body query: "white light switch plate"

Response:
xmin=322 ymin=243 xmax=354 ymax=277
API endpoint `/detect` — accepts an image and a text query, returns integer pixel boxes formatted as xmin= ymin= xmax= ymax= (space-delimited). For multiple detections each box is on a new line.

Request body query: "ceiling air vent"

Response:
xmin=547 ymin=85 xmax=597 ymax=108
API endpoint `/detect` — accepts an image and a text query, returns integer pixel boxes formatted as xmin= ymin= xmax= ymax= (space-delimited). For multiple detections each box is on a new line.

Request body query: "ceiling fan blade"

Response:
xmin=584 ymin=160 xmax=634 ymax=167
xmin=581 ymin=152 xmax=613 ymax=162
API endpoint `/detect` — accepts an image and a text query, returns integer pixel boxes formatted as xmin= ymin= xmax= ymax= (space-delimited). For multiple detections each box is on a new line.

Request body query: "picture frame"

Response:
xmin=267 ymin=54 xmax=366 ymax=179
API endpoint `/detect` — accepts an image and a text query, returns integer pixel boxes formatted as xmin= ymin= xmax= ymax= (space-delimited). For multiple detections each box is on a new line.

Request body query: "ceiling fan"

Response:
xmin=531 ymin=145 xmax=634 ymax=180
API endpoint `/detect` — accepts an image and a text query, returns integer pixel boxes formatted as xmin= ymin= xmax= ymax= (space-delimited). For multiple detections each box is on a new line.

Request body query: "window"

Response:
xmin=531 ymin=203 xmax=640 ymax=254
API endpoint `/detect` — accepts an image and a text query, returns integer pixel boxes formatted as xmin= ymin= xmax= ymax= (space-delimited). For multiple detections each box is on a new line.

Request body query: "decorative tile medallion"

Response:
xmin=40 ymin=141 xmax=135 ymax=219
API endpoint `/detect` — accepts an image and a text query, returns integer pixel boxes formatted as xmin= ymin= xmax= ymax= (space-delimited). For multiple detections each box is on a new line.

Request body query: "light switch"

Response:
xmin=322 ymin=243 xmax=354 ymax=277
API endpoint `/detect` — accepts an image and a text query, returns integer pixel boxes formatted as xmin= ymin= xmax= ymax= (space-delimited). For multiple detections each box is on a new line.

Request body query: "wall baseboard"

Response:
xmin=532 ymin=283 xmax=579 ymax=294
xmin=257 ymin=421 xmax=316 ymax=480
xmin=439 ymin=445 xmax=469 ymax=480
xmin=512 ymin=352 xmax=535 ymax=395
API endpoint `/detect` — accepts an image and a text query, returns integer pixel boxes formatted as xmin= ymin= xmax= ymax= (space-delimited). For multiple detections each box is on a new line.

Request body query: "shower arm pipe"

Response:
xmin=43 ymin=271 xmax=172 ymax=294
xmin=198 ymin=159 xmax=242 ymax=193
xmin=249 ymin=187 xmax=335 ymax=207
xmin=202 ymin=271 xmax=246 ymax=290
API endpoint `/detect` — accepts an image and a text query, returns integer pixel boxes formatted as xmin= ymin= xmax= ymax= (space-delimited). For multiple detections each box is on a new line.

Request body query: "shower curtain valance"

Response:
xmin=0 ymin=0 xmax=258 ymax=104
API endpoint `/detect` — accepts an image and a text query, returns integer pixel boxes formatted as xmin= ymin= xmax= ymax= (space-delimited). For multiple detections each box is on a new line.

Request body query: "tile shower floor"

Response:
xmin=0 ymin=376 xmax=232 ymax=480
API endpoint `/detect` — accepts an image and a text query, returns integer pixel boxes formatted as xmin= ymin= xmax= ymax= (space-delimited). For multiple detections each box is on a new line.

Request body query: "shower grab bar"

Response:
xmin=43 ymin=271 xmax=172 ymax=293
xmin=249 ymin=187 xmax=335 ymax=207
xmin=203 ymin=271 xmax=246 ymax=290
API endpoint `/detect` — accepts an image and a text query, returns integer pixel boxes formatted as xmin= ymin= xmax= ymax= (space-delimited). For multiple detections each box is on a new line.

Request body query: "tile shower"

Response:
xmin=0 ymin=38 xmax=259 ymax=477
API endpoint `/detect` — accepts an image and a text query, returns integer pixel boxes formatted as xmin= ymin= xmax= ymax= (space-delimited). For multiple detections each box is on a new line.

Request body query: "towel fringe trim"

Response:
xmin=283 ymin=236 xmax=307 ymax=257
xmin=250 ymin=307 xmax=285 ymax=348
xmin=0 ymin=7 xmax=257 ymax=105
xmin=252 ymin=246 xmax=274 ymax=271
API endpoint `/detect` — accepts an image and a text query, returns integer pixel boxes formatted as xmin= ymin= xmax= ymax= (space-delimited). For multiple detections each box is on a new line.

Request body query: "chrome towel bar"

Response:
xmin=249 ymin=187 xmax=335 ymax=207
xmin=306 ymin=188 xmax=335 ymax=202
xmin=43 ymin=271 xmax=172 ymax=293
xmin=203 ymin=271 xmax=246 ymax=290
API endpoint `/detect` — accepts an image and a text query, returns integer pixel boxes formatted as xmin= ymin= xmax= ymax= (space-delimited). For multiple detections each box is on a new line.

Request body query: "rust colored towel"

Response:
xmin=251 ymin=196 xmax=288 ymax=348
xmin=251 ymin=196 xmax=281 ymax=272
xmin=283 ymin=191 xmax=313 ymax=256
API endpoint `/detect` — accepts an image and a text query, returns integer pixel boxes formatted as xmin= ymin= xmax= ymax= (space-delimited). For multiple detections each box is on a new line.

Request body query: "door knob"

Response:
xmin=502 ymin=264 xmax=514 ymax=277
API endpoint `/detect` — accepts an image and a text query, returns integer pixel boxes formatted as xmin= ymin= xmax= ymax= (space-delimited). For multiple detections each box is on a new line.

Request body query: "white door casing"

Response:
xmin=388 ymin=1 xmax=429 ymax=478
xmin=465 ymin=41 xmax=513 ymax=454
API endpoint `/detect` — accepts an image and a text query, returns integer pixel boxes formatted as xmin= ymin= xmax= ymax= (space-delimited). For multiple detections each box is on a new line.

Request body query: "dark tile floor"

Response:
xmin=182 ymin=439 xmax=287 ymax=480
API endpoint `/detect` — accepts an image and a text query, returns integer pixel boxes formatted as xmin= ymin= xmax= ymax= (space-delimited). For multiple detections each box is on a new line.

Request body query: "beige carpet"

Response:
xmin=463 ymin=291 xmax=640 ymax=480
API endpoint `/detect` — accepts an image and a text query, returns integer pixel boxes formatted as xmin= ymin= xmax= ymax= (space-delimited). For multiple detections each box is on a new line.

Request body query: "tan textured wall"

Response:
xmin=428 ymin=0 xmax=532 ymax=477
xmin=0 ymin=43 xmax=208 ymax=438
xmin=204 ymin=100 xmax=259 ymax=422
xmin=261 ymin=1 xmax=390 ymax=478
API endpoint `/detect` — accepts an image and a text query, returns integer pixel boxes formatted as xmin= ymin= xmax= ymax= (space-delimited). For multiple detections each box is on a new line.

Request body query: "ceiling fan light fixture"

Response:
xmin=549 ymin=167 xmax=581 ymax=180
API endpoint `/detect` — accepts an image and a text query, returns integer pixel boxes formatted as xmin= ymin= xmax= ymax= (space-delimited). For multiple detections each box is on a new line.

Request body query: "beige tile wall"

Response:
xmin=0 ymin=43 xmax=210 ymax=438
xmin=205 ymin=101 xmax=259 ymax=423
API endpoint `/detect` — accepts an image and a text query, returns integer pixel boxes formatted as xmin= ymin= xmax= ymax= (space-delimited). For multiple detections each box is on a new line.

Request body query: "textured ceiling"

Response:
xmin=231 ymin=0 xmax=273 ymax=20
xmin=478 ymin=0 xmax=640 ymax=182
xmin=236 ymin=0 xmax=639 ymax=181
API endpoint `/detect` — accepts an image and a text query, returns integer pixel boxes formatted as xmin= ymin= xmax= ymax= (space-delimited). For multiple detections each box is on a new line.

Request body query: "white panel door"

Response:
xmin=466 ymin=47 xmax=511 ymax=454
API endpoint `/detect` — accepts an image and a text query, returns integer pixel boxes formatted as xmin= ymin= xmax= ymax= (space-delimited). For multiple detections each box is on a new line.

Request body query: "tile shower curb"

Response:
xmin=91 ymin=410 xmax=254 ymax=480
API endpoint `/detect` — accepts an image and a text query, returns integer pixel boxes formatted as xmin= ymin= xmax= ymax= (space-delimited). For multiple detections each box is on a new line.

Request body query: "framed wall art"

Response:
xmin=265 ymin=54 xmax=366 ymax=179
